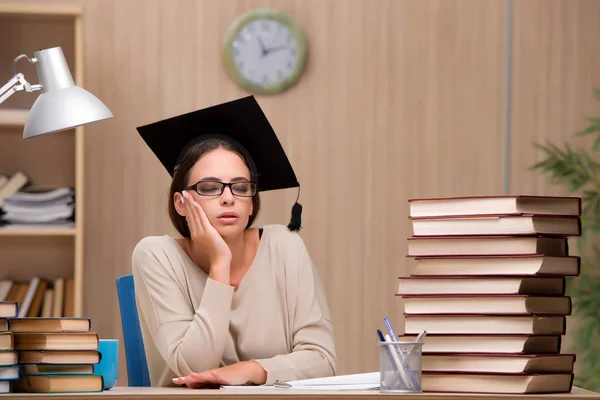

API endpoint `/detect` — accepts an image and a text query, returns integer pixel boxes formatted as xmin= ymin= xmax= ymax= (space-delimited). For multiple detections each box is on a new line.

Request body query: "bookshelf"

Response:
xmin=0 ymin=4 xmax=85 ymax=317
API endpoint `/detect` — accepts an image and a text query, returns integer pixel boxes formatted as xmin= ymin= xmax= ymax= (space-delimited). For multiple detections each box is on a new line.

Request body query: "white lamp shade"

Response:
xmin=23 ymin=47 xmax=113 ymax=138
xmin=24 ymin=86 xmax=113 ymax=138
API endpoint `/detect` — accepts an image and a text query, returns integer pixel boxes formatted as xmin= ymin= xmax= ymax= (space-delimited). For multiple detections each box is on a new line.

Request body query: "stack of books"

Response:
xmin=0 ymin=309 xmax=103 ymax=393
xmin=399 ymin=195 xmax=581 ymax=394
xmin=0 ymin=302 xmax=18 ymax=394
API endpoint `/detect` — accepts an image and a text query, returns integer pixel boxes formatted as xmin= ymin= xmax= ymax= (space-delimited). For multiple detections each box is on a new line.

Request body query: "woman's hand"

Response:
xmin=182 ymin=191 xmax=232 ymax=282
xmin=172 ymin=361 xmax=267 ymax=389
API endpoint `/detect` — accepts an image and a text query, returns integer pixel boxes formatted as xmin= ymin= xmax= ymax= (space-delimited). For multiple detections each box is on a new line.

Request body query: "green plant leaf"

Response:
xmin=575 ymin=123 xmax=600 ymax=137
xmin=593 ymin=87 xmax=600 ymax=102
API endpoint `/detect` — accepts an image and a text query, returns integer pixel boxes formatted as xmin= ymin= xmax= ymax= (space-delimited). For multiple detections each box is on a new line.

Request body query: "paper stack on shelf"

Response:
xmin=0 ymin=187 xmax=74 ymax=227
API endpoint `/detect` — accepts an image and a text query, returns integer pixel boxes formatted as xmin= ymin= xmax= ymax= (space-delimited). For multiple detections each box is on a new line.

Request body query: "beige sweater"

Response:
xmin=131 ymin=224 xmax=337 ymax=387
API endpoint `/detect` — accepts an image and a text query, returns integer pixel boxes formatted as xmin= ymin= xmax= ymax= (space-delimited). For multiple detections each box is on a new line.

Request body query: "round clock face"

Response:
xmin=223 ymin=9 xmax=307 ymax=94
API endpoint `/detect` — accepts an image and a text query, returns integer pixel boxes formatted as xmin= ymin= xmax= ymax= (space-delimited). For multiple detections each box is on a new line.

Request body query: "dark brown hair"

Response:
xmin=168 ymin=137 xmax=261 ymax=238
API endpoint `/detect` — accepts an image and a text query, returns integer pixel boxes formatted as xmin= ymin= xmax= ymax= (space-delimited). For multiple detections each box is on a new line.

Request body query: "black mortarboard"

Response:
xmin=136 ymin=95 xmax=303 ymax=231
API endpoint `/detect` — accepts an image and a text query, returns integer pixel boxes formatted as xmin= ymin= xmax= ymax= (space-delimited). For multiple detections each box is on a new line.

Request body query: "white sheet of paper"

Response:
xmin=220 ymin=384 xmax=379 ymax=391
xmin=221 ymin=372 xmax=381 ymax=391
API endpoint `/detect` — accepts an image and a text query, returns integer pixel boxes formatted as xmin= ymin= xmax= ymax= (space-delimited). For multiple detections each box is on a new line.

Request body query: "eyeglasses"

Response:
xmin=184 ymin=180 xmax=258 ymax=197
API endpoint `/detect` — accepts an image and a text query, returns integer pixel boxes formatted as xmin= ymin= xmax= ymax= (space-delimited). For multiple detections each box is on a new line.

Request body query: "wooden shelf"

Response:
xmin=0 ymin=3 xmax=85 ymax=318
xmin=0 ymin=226 xmax=76 ymax=236
xmin=0 ymin=109 xmax=28 ymax=127
xmin=0 ymin=4 xmax=81 ymax=17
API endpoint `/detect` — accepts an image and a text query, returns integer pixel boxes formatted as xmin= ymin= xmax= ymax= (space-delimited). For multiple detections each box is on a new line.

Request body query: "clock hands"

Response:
xmin=265 ymin=45 xmax=288 ymax=54
xmin=257 ymin=36 xmax=289 ymax=58
xmin=257 ymin=37 xmax=268 ymax=57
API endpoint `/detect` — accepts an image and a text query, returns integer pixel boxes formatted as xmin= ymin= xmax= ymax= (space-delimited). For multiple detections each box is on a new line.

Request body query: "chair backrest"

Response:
xmin=116 ymin=274 xmax=151 ymax=387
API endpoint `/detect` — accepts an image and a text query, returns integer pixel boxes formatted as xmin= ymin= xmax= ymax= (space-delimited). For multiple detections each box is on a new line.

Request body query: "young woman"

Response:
xmin=131 ymin=96 xmax=336 ymax=388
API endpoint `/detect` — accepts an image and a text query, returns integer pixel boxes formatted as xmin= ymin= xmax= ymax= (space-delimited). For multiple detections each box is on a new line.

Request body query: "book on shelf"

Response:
xmin=0 ymin=171 xmax=28 ymax=207
xmin=400 ymin=195 xmax=581 ymax=394
xmin=17 ymin=277 xmax=48 ymax=318
xmin=1 ymin=277 xmax=73 ymax=319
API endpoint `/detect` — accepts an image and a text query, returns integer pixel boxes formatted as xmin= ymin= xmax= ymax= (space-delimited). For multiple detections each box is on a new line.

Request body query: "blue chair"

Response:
xmin=116 ymin=274 xmax=151 ymax=387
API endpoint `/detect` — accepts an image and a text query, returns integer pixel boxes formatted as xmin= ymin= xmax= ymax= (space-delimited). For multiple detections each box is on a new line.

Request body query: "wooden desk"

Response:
xmin=2 ymin=386 xmax=599 ymax=400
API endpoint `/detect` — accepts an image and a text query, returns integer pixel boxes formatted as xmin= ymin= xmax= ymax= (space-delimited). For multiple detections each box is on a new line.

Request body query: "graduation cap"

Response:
xmin=136 ymin=95 xmax=303 ymax=231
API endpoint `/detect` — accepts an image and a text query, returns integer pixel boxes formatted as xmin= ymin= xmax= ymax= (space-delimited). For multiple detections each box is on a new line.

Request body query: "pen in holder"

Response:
xmin=378 ymin=339 xmax=423 ymax=393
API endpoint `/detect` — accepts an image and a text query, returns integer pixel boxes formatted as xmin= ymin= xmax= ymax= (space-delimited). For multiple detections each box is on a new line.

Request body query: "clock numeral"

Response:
xmin=261 ymin=20 xmax=270 ymax=30
xmin=237 ymin=61 xmax=244 ymax=70
xmin=290 ymin=48 xmax=297 ymax=56
xmin=262 ymin=75 xmax=269 ymax=84
xmin=286 ymin=33 xmax=293 ymax=43
xmin=287 ymin=60 xmax=293 ymax=69
xmin=233 ymin=48 xmax=240 ymax=57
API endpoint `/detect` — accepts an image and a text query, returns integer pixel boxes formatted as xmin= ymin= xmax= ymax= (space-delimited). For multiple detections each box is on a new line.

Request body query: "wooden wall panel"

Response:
xmin=510 ymin=0 xmax=600 ymax=195
xmin=79 ymin=0 xmax=506 ymax=383
xmin=2 ymin=0 xmax=506 ymax=385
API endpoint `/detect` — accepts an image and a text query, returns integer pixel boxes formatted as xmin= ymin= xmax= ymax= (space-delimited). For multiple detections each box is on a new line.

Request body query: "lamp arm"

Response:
xmin=0 ymin=73 xmax=42 ymax=105
xmin=0 ymin=53 xmax=43 ymax=105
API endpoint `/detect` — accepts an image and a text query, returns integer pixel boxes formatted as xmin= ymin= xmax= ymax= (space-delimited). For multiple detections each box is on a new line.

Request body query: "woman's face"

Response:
xmin=182 ymin=147 xmax=254 ymax=239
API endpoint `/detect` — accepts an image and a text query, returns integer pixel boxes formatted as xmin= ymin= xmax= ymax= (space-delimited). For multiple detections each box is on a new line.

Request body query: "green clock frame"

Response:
xmin=222 ymin=8 xmax=308 ymax=95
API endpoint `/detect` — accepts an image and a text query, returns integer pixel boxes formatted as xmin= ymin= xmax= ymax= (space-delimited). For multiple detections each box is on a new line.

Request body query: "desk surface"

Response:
xmin=1 ymin=386 xmax=599 ymax=400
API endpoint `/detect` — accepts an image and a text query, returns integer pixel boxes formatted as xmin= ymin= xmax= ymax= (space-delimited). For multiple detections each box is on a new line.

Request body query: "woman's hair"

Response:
xmin=168 ymin=137 xmax=261 ymax=238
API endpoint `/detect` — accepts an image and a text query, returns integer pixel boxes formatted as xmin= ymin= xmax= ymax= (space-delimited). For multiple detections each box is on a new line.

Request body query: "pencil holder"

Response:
xmin=379 ymin=341 xmax=422 ymax=393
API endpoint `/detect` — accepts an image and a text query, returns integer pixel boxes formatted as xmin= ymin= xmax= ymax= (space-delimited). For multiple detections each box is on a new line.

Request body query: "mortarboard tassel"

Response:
xmin=287 ymin=185 xmax=302 ymax=231
xmin=287 ymin=201 xmax=303 ymax=232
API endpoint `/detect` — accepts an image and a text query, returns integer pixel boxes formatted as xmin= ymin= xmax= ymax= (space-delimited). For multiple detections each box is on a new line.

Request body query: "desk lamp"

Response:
xmin=0 ymin=46 xmax=112 ymax=138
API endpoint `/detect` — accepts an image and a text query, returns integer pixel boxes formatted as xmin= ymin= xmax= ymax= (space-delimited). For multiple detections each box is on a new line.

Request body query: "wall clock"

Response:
xmin=223 ymin=8 xmax=308 ymax=95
